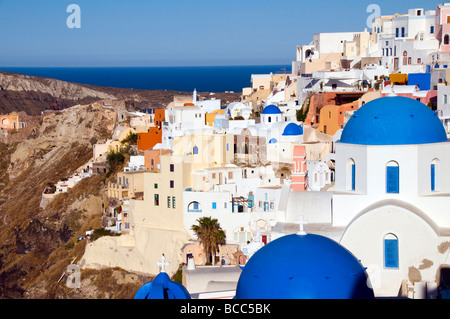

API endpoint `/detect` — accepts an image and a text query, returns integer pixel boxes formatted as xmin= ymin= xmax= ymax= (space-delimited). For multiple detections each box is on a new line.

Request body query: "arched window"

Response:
xmin=187 ymin=201 xmax=201 ymax=212
xmin=431 ymin=158 xmax=439 ymax=191
xmin=268 ymin=116 xmax=272 ymax=123
xmin=445 ymin=34 xmax=450 ymax=45
xmin=386 ymin=161 xmax=399 ymax=193
xmin=346 ymin=158 xmax=356 ymax=191
xmin=384 ymin=233 xmax=399 ymax=268
xmin=193 ymin=146 xmax=198 ymax=155
xmin=305 ymin=49 xmax=312 ymax=59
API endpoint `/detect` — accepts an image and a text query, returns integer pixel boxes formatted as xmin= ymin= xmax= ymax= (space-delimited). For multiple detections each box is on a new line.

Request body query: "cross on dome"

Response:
xmin=157 ymin=254 xmax=170 ymax=273
xmin=296 ymin=216 xmax=308 ymax=235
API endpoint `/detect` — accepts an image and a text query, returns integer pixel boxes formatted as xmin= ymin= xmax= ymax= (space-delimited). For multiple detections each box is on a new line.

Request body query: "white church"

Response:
xmin=275 ymin=95 xmax=450 ymax=298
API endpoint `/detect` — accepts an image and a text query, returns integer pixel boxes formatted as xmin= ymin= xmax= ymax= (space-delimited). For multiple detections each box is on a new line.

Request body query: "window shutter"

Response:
xmin=431 ymin=164 xmax=436 ymax=191
xmin=351 ymin=164 xmax=356 ymax=191
xmin=386 ymin=166 xmax=399 ymax=193
xmin=384 ymin=239 xmax=399 ymax=268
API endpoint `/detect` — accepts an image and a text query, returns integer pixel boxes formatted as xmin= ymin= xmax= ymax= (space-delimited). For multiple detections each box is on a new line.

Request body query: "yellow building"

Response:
xmin=172 ymin=133 xmax=234 ymax=171
xmin=125 ymin=132 xmax=234 ymax=275
xmin=108 ymin=171 xmax=146 ymax=200
xmin=82 ymin=131 xmax=236 ymax=276
xmin=205 ymin=109 xmax=225 ymax=126
xmin=390 ymin=73 xmax=408 ymax=85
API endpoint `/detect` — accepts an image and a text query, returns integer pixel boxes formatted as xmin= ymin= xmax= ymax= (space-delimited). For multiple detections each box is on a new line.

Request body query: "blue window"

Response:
xmin=193 ymin=202 xmax=199 ymax=210
xmin=351 ymin=164 xmax=356 ymax=191
xmin=212 ymin=202 xmax=217 ymax=209
xmin=170 ymin=180 xmax=174 ymax=188
xmin=193 ymin=146 xmax=198 ymax=154
xmin=431 ymin=25 xmax=435 ymax=34
xmin=431 ymin=163 xmax=436 ymax=191
xmin=384 ymin=236 xmax=399 ymax=268
xmin=401 ymin=27 xmax=405 ymax=38
xmin=386 ymin=164 xmax=399 ymax=193
xmin=395 ymin=28 xmax=399 ymax=37
xmin=347 ymin=159 xmax=356 ymax=191
xmin=226 ymin=143 xmax=229 ymax=151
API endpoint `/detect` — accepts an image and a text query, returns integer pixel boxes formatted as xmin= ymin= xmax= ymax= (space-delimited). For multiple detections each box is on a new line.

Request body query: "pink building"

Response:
xmin=381 ymin=86 xmax=437 ymax=107
xmin=291 ymin=145 xmax=307 ymax=191
xmin=436 ymin=3 xmax=450 ymax=52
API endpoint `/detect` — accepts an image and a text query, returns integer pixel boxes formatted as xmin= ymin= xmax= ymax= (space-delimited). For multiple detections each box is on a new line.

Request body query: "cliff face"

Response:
xmin=0 ymin=72 xmax=117 ymax=101
xmin=0 ymin=71 xmax=118 ymax=116
xmin=0 ymin=103 xmax=151 ymax=298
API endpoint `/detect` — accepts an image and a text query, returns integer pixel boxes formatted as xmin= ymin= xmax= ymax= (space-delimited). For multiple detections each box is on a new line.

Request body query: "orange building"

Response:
xmin=153 ymin=109 xmax=165 ymax=130
xmin=317 ymin=101 xmax=358 ymax=136
xmin=0 ymin=112 xmax=19 ymax=130
xmin=304 ymin=92 xmax=365 ymax=127
xmin=137 ymin=128 xmax=162 ymax=151
xmin=144 ymin=148 xmax=171 ymax=171
xmin=137 ymin=109 xmax=165 ymax=151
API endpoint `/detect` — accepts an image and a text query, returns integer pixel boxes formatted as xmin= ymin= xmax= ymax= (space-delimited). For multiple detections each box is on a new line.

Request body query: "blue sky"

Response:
xmin=0 ymin=0 xmax=440 ymax=67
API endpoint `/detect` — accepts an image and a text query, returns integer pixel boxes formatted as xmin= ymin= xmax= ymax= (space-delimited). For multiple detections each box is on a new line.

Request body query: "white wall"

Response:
xmin=340 ymin=204 xmax=444 ymax=297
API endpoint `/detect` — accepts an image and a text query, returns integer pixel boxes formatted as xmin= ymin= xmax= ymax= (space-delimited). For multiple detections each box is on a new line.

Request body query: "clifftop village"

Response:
xmin=5 ymin=3 xmax=450 ymax=299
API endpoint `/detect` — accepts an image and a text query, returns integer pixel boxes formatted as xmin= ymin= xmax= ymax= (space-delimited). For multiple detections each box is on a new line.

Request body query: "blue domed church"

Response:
xmin=235 ymin=230 xmax=374 ymax=299
xmin=279 ymin=95 xmax=450 ymax=298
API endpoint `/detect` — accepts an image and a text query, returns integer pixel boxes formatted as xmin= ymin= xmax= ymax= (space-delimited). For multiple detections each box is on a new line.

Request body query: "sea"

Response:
xmin=0 ymin=65 xmax=291 ymax=93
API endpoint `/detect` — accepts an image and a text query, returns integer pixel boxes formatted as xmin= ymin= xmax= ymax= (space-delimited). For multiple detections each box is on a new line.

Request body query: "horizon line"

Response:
xmin=0 ymin=63 xmax=292 ymax=69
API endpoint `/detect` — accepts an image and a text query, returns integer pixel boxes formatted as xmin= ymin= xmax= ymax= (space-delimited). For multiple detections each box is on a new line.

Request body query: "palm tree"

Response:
xmin=191 ymin=217 xmax=226 ymax=265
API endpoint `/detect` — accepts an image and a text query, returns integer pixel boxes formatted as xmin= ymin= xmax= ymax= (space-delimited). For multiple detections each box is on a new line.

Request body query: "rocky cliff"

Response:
xmin=0 ymin=72 xmax=117 ymax=101
xmin=0 ymin=102 xmax=152 ymax=298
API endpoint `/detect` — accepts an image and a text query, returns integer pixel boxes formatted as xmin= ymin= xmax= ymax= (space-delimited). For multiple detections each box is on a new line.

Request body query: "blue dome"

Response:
xmin=283 ymin=123 xmax=304 ymax=136
xmin=340 ymin=96 xmax=447 ymax=145
xmin=262 ymin=104 xmax=282 ymax=115
xmin=134 ymin=272 xmax=191 ymax=299
xmin=235 ymin=234 xmax=374 ymax=299
xmin=268 ymin=138 xmax=278 ymax=144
